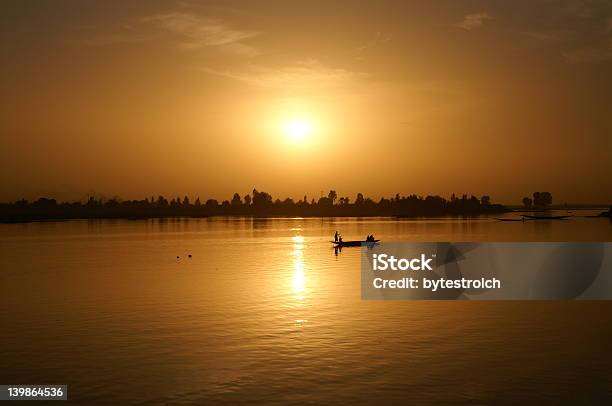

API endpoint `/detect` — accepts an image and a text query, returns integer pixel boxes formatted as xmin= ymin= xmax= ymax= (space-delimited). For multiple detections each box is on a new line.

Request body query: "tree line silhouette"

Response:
xmin=521 ymin=192 xmax=553 ymax=209
xmin=0 ymin=189 xmax=509 ymax=222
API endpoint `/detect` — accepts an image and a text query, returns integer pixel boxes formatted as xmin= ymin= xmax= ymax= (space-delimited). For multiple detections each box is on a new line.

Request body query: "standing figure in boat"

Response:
xmin=334 ymin=230 xmax=339 ymax=242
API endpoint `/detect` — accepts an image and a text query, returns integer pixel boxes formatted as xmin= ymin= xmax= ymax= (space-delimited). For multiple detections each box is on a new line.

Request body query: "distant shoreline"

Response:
xmin=3 ymin=210 xmax=610 ymax=224
xmin=0 ymin=213 xmax=498 ymax=224
xmin=3 ymin=190 xmax=609 ymax=224
xmin=0 ymin=190 xmax=514 ymax=223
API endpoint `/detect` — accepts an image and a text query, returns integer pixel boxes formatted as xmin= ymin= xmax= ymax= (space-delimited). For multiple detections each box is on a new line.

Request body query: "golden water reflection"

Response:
xmin=291 ymin=234 xmax=304 ymax=250
xmin=291 ymin=235 xmax=306 ymax=301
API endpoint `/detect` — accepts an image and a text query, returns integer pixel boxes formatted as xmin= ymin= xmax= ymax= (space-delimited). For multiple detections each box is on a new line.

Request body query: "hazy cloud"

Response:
xmin=561 ymin=15 xmax=612 ymax=63
xmin=457 ymin=12 xmax=493 ymax=31
xmin=351 ymin=32 xmax=392 ymax=59
xmin=84 ymin=12 xmax=259 ymax=56
xmin=202 ymin=59 xmax=363 ymax=88
xmin=562 ymin=40 xmax=612 ymax=63
xmin=142 ymin=12 xmax=257 ymax=49
xmin=521 ymin=30 xmax=565 ymax=42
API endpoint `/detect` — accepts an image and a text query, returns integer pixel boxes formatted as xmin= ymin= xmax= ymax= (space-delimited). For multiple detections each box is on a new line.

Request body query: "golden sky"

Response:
xmin=1 ymin=0 xmax=611 ymax=203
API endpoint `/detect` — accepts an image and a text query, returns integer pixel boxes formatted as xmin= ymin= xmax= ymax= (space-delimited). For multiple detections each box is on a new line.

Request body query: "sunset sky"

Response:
xmin=1 ymin=0 xmax=611 ymax=204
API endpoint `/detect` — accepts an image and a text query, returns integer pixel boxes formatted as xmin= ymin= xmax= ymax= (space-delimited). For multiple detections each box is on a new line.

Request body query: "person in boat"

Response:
xmin=334 ymin=231 xmax=339 ymax=242
xmin=338 ymin=235 xmax=343 ymax=243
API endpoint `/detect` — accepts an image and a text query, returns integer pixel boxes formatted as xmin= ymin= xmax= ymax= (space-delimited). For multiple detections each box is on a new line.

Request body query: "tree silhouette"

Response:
xmin=532 ymin=192 xmax=552 ymax=208
xmin=328 ymin=190 xmax=337 ymax=205
xmin=252 ymin=189 xmax=272 ymax=208
xmin=355 ymin=193 xmax=364 ymax=205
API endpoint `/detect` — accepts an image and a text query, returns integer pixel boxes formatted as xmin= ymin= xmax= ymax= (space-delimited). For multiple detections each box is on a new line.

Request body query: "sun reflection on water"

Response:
xmin=292 ymin=235 xmax=305 ymax=250
xmin=292 ymin=259 xmax=305 ymax=294
xmin=291 ymin=235 xmax=306 ymax=301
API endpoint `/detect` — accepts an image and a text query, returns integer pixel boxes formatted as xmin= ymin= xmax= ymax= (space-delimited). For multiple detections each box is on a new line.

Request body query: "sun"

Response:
xmin=282 ymin=119 xmax=312 ymax=141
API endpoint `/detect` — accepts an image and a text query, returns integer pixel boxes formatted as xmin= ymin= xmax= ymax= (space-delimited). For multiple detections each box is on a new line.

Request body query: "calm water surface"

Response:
xmin=1 ymin=213 xmax=612 ymax=404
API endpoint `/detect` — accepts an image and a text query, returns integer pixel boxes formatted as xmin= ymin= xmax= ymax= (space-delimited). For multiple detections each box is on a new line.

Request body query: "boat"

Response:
xmin=585 ymin=210 xmax=611 ymax=218
xmin=495 ymin=218 xmax=523 ymax=222
xmin=521 ymin=214 xmax=572 ymax=220
xmin=330 ymin=240 xmax=380 ymax=247
xmin=584 ymin=212 xmax=611 ymax=218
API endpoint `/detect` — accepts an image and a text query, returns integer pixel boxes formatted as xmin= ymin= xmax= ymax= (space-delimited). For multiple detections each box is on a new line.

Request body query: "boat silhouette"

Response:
xmin=331 ymin=240 xmax=380 ymax=247
xmin=521 ymin=214 xmax=572 ymax=220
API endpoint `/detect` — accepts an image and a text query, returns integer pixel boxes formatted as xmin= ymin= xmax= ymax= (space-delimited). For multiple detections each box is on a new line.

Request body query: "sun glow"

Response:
xmin=282 ymin=119 xmax=312 ymax=141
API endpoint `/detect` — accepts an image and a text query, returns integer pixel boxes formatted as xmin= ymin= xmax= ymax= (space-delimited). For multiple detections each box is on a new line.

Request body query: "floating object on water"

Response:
xmin=176 ymin=256 xmax=180 ymax=259
xmin=188 ymin=254 xmax=192 ymax=258
xmin=584 ymin=212 xmax=611 ymax=218
xmin=495 ymin=218 xmax=523 ymax=222
xmin=330 ymin=240 xmax=380 ymax=247
xmin=521 ymin=214 xmax=572 ymax=220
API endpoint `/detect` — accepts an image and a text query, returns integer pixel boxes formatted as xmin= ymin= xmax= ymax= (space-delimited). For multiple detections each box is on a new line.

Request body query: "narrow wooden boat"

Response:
xmin=521 ymin=214 xmax=572 ymax=220
xmin=584 ymin=212 xmax=611 ymax=218
xmin=330 ymin=240 xmax=380 ymax=247
xmin=495 ymin=218 xmax=523 ymax=222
